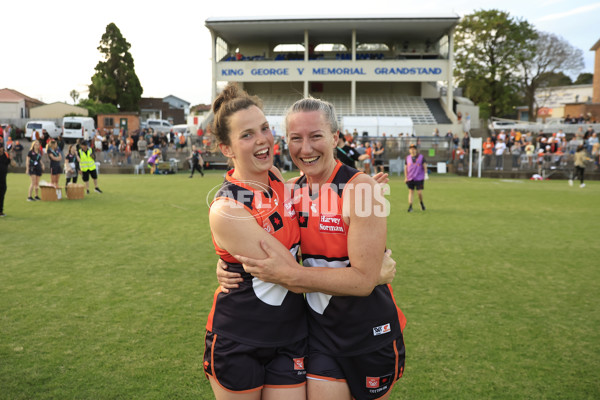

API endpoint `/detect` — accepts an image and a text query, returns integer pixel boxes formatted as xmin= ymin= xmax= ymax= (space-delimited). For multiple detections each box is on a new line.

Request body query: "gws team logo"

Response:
xmin=268 ymin=212 xmax=284 ymax=232
xmin=298 ymin=211 xmax=309 ymax=228
xmin=206 ymin=179 xmax=280 ymax=221
xmin=373 ymin=323 xmax=391 ymax=336
xmin=293 ymin=357 xmax=305 ymax=371
xmin=366 ymin=374 xmax=393 ymax=393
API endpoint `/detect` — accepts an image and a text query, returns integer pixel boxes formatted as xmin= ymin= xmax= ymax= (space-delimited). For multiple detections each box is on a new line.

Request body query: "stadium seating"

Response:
xmin=259 ymin=94 xmax=442 ymax=125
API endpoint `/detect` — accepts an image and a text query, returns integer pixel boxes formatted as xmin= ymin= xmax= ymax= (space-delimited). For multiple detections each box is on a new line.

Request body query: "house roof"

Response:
xmin=591 ymin=38 xmax=600 ymax=51
xmin=164 ymin=95 xmax=190 ymax=105
xmin=0 ymin=88 xmax=44 ymax=104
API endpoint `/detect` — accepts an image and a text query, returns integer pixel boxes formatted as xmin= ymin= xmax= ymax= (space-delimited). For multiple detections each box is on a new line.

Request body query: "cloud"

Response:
xmin=536 ymin=2 xmax=600 ymax=22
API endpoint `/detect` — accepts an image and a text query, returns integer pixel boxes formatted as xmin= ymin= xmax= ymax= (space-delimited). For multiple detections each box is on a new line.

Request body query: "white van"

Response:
xmin=146 ymin=119 xmax=173 ymax=133
xmin=62 ymin=117 xmax=95 ymax=142
xmin=25 ymin=121 xmax=61 ymax=139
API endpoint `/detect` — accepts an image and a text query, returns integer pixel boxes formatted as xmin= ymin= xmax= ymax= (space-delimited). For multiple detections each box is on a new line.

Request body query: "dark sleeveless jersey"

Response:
xmin=292 ymin=161 xmax=407 ymax=356
xmin=206 ymin=169 xmax=307 ymax=347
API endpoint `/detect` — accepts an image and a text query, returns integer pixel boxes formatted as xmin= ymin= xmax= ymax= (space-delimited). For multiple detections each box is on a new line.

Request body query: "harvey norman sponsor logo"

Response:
xmin=319 ymin=214 xmax=345 ymax=234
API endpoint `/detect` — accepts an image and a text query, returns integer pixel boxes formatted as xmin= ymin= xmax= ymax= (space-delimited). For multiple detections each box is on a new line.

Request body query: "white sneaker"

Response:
xmin=568 ymin=180 xmax=573 ymax=186
xmin=580 ymin=183 xmax=586 ymax=188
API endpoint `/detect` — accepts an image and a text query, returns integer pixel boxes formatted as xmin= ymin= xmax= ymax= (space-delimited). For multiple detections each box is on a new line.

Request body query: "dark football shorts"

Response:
xmin=406 ymin=180 xmax=424 ymax=190
xmin=204 ymin=331 xmax=307 ymax=392
xmin=306 ymin=336 xmax=405 ymax=400
xmin=28 ymin=167 xmax=42 ymax=177
xmin=81 ymin=169 xmax=98 ymax=182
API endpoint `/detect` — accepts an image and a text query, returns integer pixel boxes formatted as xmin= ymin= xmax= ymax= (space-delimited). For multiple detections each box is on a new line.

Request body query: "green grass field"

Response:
xmin=1 ymin=171 xmax=599 ymax=399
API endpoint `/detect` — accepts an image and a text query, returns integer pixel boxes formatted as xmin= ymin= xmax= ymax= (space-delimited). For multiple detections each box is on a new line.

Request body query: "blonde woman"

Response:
xmin=26 ymin=140 xmax=44 ymax=201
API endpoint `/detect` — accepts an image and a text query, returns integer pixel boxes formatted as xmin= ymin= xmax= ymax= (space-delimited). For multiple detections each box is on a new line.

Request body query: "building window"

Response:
xmin=104 ymin=117 xmax=114 ymax=127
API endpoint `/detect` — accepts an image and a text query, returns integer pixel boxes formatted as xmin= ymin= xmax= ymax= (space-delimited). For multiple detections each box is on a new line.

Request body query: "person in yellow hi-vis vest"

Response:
xmin=76 ymin=141 xmax=103 ymax=194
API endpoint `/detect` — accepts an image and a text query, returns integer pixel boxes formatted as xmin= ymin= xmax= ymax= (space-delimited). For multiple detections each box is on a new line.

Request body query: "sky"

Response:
xmin=1 ymin=0 xmax=599 ymax=107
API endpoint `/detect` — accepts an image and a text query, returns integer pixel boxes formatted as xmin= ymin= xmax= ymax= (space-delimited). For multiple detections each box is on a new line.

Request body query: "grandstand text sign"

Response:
xmin=217 ymin=60 xmax=448 ymax=82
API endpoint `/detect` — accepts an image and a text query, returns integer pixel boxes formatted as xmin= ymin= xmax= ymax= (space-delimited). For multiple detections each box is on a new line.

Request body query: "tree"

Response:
xmin=454 ymin=10 xmax=537 ymax=119
xmin=574 ymin=73 xmax=593 ymax=85
xmin=77 ymin=98 xmax=119 ymax=119
xmin=518 ymin=32 xmax=584 ymax=121
xmin=70 ymin=90 xmax=80 ymax=105
xmin=88 ymin=23 xmax=143 ymax=111
xmin=538 ymin=72 xmax=573 ymax=88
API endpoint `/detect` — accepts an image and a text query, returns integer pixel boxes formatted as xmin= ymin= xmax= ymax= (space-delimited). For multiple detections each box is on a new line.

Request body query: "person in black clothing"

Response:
xmin=26 ymin=140 xmax=44 ymax=201
xmin=13 ymin=141 xmax=24 ymax=166
xmin=335 ymin=135 xmax=362 ymax=168
xmin=187 ymin=145 xmax=204 ymax=178
xmin=0 ymin=145 xmax=17 ymax=216
xmin=64 ymin=144 xmax=80 ymax=185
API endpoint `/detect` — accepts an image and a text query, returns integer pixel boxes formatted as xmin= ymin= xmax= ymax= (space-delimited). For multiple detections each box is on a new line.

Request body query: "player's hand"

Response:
xmin=378 ymin=249 xmax=396 ymax=285
xmin=216 ymin=258 xmax=242 ymax=293
xmin=373 ymin=172 xmax=389 ymax=185
xmin=236 ymin=241 xmax=295 ymax=286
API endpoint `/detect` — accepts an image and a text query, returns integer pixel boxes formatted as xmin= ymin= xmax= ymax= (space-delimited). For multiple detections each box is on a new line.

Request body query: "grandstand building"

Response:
xmin=205 ymin=14 xmax=468 ymax=136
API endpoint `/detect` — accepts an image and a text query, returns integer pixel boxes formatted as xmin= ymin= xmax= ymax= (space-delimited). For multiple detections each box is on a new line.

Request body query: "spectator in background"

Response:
xmin=404 ymin=144 xmax=427 ymax=212
xmin=495 ymin=138 xmax=506 ymax=170
xmin=125 ymin=135 xmax=133 ymax=164
xmin=373 ymin=140 xmax=385 ymax=174
xmin=336 ymin=135 xmax=361 ymax=169
xmin=525 ymin=142 xmax=535 ymax=168
xmin=0 ymin=144 xmax=17 ymax=217
xmin=273 ymin=138 xmax=282 ymax=170
xmin=47 ymin=140 xmax=63 ymax=188
xmin=510 ymin=138 xmax=521 ymax=170
xmin=94 ymin=133 xmax=103 ymax=158
xmin=77 ymin=141 xmax=102 ymax=194
xmin=187 ymin=145 xmax=204 ymax=178
xmin=452 ymin=133 xmax=460 ymax=150
xmin=13 ymin=140 xmax=24 ymax=166
xmin=587 ymin=132 xmax=597 ymax=155
xmin=483 ymin=137 xmax=494 ymax=169
xmin=572 ymin=145 xmax=591 ymax=188
xmin=463 ymin=112 xmax=471 ymax=133
xmin=137 ymin=135 xmax=147 ymax=159
xmin=101 ymin=131 xmax=110 ymax=163
xmin=26 ymin=140 xmax=44 ymax=201
xmin=64 ymin=145 xmax=79 ymax=186
xmin=56 ymin=134 xmax=65 ymax=156
xmin=118 ymin=137 xmax=126 ymax=165
xmin=462 ymin=131 xmax=470 ymax=152
xmin=455 ymin=147 xmax=466 ymax=171
xmin=109 ymin=138 xmax=118 ymax=165
xmin=363 ymin=141 xmax=373 ymax=176
xmin=160 ymin=135 xmax=169 ymax=162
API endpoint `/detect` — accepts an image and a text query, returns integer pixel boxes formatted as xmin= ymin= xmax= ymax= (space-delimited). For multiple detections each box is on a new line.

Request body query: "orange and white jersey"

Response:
xmin=292 ymin=161 xmax=406 ymax=356
xmin=207 ymin=169 xmax=307 ymax=347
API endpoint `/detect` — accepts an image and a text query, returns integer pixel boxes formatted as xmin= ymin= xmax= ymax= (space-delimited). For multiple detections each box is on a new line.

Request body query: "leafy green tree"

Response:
xmin=454 ymin=9 xmax=537 ymax=119
xmin=77 ymin=98 xmax=119 ymax=119
xmin=70 ymin=90 xmax=80 ymax=105
xmin=518 ymin=32 xmax=583 ymax=121
xmin=538 ymin=72 xmax=573 ymax=88
xmin=88 ymin=23 xmax=143 ymax=111
xmin=574 ymin=73 xmax=593 ymax=85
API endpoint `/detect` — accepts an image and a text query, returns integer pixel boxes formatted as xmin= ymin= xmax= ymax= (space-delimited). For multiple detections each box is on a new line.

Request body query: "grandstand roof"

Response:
xmin=205 ymin=14 xmax=460 ymax=45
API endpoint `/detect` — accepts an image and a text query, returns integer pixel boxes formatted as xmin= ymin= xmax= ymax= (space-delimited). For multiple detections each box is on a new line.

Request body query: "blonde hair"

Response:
xmin=30 ymin=140 xmax=40 ymax=152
